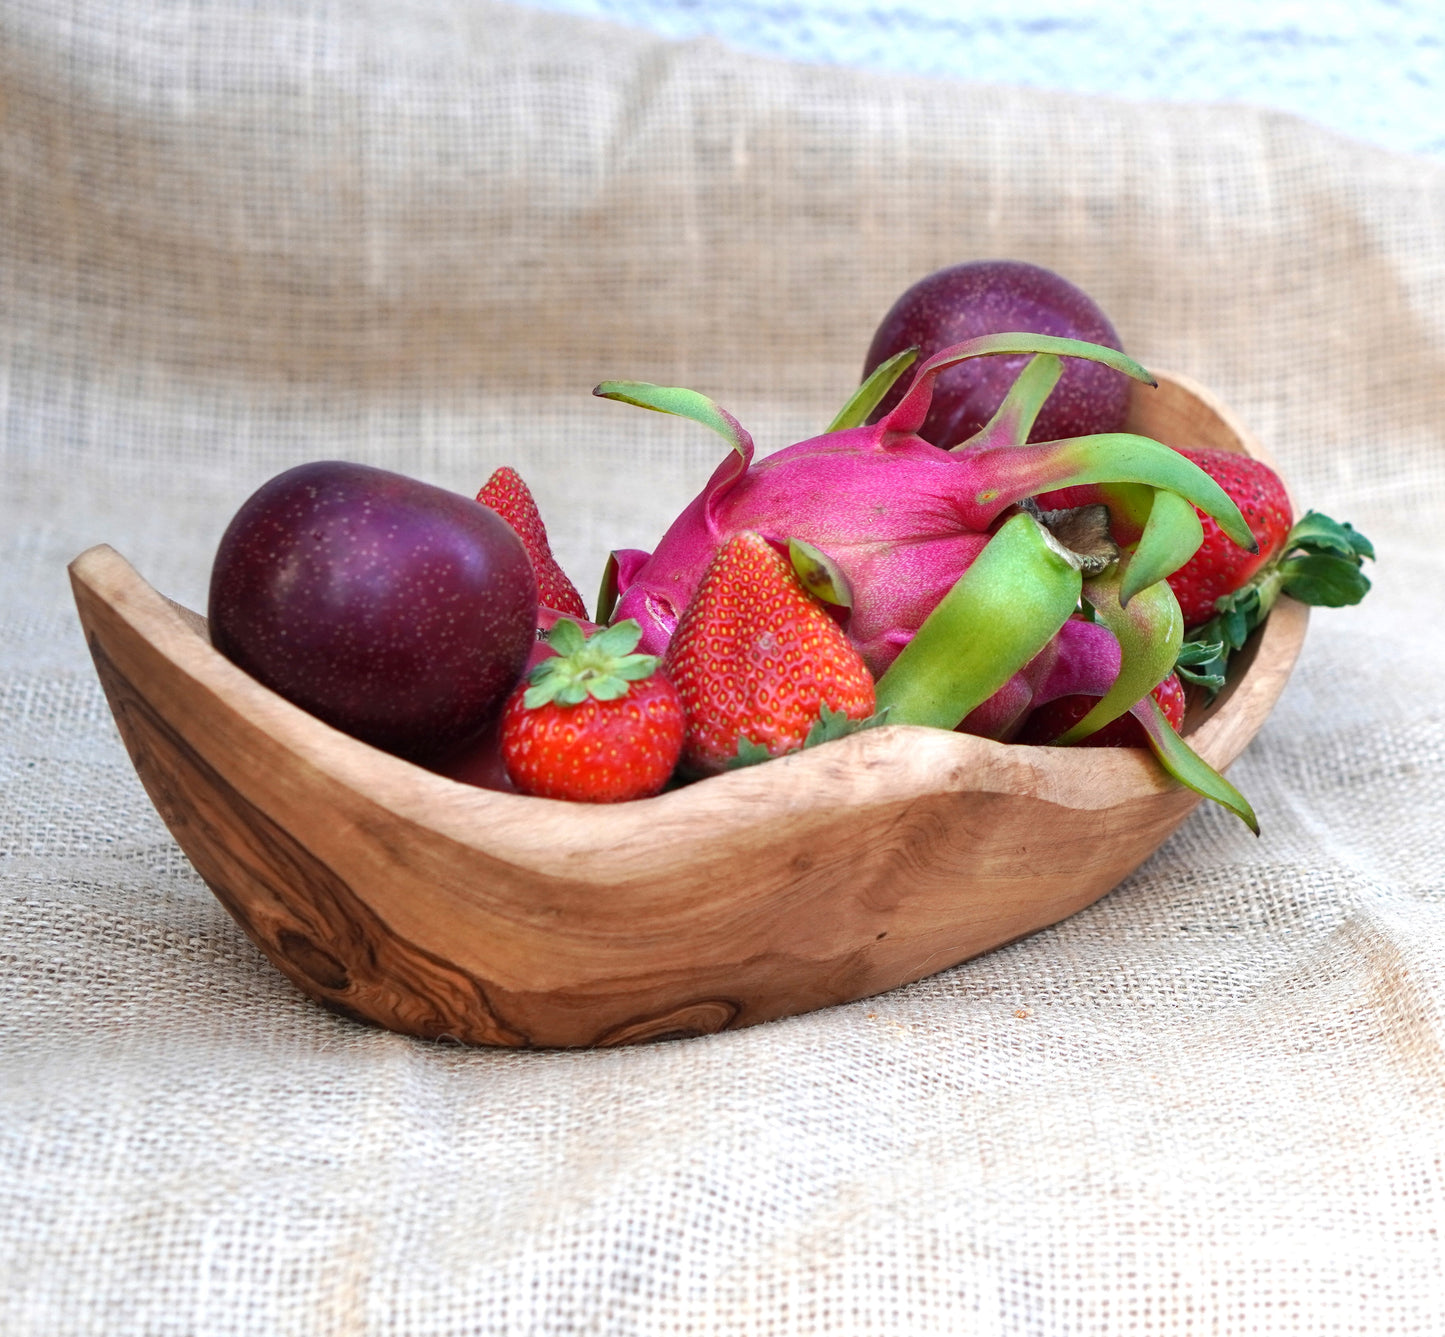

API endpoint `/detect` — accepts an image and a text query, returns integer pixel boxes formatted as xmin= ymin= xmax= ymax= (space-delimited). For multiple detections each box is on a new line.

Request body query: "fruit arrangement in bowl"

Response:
xmin=70 ymin=262 xmax=1372 ymax=1048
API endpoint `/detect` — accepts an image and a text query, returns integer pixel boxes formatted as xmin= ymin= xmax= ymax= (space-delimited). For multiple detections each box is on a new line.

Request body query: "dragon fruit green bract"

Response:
xmin=597 ymin=333 xmax=1254 ymax=678
xmin=595 ymin=333 xmax=1268 ymax=827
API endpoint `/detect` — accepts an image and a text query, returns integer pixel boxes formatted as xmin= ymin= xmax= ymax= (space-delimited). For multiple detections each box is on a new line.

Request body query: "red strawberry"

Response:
xmin=662 ymin=531 xmax=876 ymax=775
xmin=1165 ymin=447 xmax=1292 ymax=627
xmin=1015 ymin=672 xmax=1186 ymax=748
xmin=500 ymin=618 xmax=684 ymax=802
xmin=476 ymin=466 xmax=589 ymax=619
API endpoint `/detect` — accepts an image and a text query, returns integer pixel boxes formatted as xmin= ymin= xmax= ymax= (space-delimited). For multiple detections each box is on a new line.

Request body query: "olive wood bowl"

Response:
xmin=70 ymin=370 xmax=1307 ymax=1048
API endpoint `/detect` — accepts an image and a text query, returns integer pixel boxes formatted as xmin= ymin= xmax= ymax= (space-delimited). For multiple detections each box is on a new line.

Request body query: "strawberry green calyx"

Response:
xmin=1055 ymin=557 xmax=1183 ymax=744
xmin=523 ymin=618 xmax=660 ymax=709
xmin=825 ymin=347 xmax=918 ymax=432
xmin=726 ymin=703 xmax=891 ymax=770
xmin=1273 ymin=515 xmax=1375 ymax=602
xmin=875 ymin=512 xmax=1083 ymax=729
xmin=804 ymin=701 xmax=890 ymax=746
xmin=1177 ymin=510 xmax=1374 ymax=697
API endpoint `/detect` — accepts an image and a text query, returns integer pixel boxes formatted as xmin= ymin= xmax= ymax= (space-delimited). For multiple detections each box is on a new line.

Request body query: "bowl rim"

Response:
xmin=68 ymin=367 xmax=1313 ymax=1044
xmin=70 ymin=368 xmax=1309 ymax=877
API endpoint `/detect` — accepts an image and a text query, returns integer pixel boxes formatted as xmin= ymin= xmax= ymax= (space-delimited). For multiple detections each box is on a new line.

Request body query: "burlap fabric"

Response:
xmin=4 ymin=1 xmax=1443 ymax=1331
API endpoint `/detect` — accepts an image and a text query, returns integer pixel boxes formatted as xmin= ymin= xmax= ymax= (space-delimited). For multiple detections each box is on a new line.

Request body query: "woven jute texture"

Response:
xmin=3 ymin=1 xmax=1444 ymax=1332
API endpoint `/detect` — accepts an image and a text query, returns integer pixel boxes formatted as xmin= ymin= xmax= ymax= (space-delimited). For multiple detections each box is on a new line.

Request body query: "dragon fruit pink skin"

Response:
xmin=611 ymin=423 xmax=997 ymax=672
xmin=601 ymin=334 xmax=1254 ymax=678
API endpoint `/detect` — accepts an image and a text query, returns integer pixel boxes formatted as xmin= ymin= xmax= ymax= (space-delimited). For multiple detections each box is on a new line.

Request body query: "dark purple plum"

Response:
xmin=209 ymin=461 xmax=537 ymax=761
xmin=863 ymin=260 xmax=1132 ymax=447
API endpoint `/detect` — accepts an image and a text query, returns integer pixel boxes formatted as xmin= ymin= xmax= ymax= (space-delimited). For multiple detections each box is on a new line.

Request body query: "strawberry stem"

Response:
xmin=523 ymin=618 xmax=660 ymax=708
xmin=1176 ymin=509 xmax=1374 ymax=698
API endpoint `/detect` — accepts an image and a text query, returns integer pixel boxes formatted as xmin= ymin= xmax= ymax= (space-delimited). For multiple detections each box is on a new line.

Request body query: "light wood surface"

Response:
xmin=69 ymin=371 xmax=1309 ymax=1047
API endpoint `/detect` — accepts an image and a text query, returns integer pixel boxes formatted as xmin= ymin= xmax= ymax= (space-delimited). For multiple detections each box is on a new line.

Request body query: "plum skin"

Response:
xmin=209 ymin=460 xmax=538 ymax=761
xmin=863 ymin=260 xmax=1132 ymax=447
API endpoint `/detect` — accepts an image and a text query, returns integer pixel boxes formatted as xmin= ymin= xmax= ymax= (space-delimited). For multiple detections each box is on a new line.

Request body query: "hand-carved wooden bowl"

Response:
xmin=70 ymin=370 xmax=1307 ymax=1048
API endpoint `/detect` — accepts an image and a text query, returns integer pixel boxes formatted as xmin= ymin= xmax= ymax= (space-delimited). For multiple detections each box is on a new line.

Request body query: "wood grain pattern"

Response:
xmin=69 ymin=371 xmax=1309 ymax=1048
xmin=87 ymin=637 xmax=526 ymax=1044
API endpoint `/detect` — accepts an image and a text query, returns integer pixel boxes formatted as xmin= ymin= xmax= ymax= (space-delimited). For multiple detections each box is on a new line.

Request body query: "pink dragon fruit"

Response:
xmin=596 ymin=337 xmax=1259 ymax=828
xmin=597 ymin=334 xmax=1254 ymax=677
